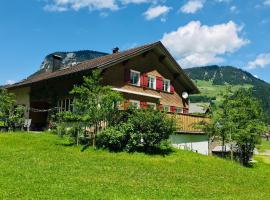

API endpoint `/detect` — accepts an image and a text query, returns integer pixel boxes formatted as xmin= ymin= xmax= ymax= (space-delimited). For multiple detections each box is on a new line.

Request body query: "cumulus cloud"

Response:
xmin=161 ymin=21 xmax=249 ymax=68
xmin=144 ymin=5 xmax=171 ymax=20
xmin=180 ymin=0 xmax=204 ymax=14
xmin=247 ymin=53 xmax=270 ymax=70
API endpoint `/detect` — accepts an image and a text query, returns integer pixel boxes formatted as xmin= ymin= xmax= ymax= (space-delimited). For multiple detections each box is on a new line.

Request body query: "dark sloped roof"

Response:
xmin=6 ymin=41 xmax=199 ymax=93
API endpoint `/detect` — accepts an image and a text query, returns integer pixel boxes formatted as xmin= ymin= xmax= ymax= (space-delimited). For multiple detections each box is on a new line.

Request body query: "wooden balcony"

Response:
xmin=167 ymin=113 xmax=209 ymax=134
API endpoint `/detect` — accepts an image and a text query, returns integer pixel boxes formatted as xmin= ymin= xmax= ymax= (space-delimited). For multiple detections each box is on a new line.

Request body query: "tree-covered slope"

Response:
xmin=184 ymin=66 xmax=270 ymax=123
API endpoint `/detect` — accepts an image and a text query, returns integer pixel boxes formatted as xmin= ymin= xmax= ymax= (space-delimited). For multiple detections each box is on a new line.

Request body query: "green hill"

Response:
xmin=184 ymin=66 xmax=270 ymax=122
xmin=0 ymin=133 xmax=270 ymax=199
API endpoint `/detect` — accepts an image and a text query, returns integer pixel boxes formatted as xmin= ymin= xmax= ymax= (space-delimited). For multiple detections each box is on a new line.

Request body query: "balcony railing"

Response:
xmin=167 ymin=113 xmax=209 ymax=134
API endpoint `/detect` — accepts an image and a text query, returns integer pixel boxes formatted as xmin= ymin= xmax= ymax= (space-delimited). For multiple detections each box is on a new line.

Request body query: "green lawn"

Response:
xmin=255 ymin=139 xmax=270 ymax=164
xmin=1 ymin=133 xmax=270 ymax=200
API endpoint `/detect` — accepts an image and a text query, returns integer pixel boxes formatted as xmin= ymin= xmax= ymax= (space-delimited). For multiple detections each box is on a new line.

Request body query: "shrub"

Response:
xmin=96 ymin=126 xmax=130 ymax=152
xmin=96 ymin=109 xmax=175 ymax=154
xmin=125 ymin=109 xmax=175 ymax=153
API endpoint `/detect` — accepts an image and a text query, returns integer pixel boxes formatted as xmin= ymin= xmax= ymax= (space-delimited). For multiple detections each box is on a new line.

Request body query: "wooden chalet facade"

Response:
xmin=6 ymin=41 xmax=209 ymax=153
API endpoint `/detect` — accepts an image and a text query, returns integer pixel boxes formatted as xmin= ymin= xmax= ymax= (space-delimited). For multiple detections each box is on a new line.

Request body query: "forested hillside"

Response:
xmin=184 ymin=66 xmax=270 ymax=123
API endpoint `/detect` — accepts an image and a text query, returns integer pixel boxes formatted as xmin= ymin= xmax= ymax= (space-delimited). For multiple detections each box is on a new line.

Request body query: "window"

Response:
xmin=176 ymin=107 xmax=183 ymax=114
xmin=58 ymin=98 xmax=73 ymax=112
xmin=163 ymin=79 xmax=170 ymax=92
xmin=130 ymin=70 xmax=140 ymax=86
xmin=148 ymin=75 xmax=156 ymax=89
xmin=163 ymin=105 xmax=170 ymax=112
xmin=147 ymin=102 xmax=156 ymax=110
xmin=129 ymin=100 xmax=140 ymax=109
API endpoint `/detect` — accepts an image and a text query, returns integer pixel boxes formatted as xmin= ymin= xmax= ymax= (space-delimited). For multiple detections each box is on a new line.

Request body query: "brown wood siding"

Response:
xmin=102 ymin=51 xmax=188 ymax=108
xmin=167 ymin=113 xmax=209 ymax=133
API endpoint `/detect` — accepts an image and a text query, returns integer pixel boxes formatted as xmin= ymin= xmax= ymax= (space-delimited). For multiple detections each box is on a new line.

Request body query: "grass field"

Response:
xmin=0 ymin=133 xmax=270 ymax=200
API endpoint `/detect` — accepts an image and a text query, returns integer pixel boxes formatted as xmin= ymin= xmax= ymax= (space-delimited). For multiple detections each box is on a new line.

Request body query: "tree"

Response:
xmin=207 ymin=88 xmax=267 ymax=166
xmin=0 ymin=89 xmax=26 ymax=131
xmin=69 ymin=70 xmax=123 ymax=147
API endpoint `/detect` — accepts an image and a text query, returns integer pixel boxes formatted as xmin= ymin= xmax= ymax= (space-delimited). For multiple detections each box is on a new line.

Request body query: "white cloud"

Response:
xmin=180 ymin=0 xmax=204 ymax=14
xmin=43 ymin=0 xmax=163 ymax=12
xmin=247 ymin=53 xmax=270 ymax=70
xmin=216 ymin=0 xmax=232 ymax=3
xmin=230 ymin=5 xmax=238 ymax=13
xmin=264 ymin=0 xmax=270 ymax=6
xmin=161 ymin=21 xmax=249 ymax=68
xmin=5 ymin=80 xmax=16 ymax=85
xmin=144 ymin=5 xmax=171 ymax=20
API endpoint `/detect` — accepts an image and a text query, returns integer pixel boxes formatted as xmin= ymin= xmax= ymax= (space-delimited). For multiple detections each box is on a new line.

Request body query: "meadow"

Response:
xmin=0 ymin=132 xmax=270 ymax=200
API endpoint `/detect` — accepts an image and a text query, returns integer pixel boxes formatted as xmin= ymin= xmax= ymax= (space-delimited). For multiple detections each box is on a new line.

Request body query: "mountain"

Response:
xmin=29 ymin=50 xmax=108 ymax=78
xmin=184 ymin=66 xmax=270 ymax=123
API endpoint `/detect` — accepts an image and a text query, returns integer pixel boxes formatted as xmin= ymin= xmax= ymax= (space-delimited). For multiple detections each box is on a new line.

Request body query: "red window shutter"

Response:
xmin=124 ymin=69 xmax=130 ymax=83
xmin=144 ymin=74 xmax=148 ymax=87
xmin=170 ymin=106 xmax=176 ymax=113
xmin=170 ymin=84 xmax=175 ymax=94
xmin=183 ymin=108 xmax=189 ymax=114
xmin=156 ymin=76 xmax=163 ymax=91
xmin=140 ymin=73 xmax=148 ymax=87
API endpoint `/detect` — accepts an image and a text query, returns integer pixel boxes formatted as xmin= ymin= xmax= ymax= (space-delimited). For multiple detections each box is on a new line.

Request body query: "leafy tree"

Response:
xmin=207 ymin=88 xmax=267 ymax=166
xmin=69 ymin=70 xmax=123 ymax=147
xmin=0 ymin=89 xmax=26 ymax=131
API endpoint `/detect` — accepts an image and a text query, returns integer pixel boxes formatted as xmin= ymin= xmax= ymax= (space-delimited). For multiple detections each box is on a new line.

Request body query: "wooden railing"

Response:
xmin=167 ymin=113 xmax=209 ymax=134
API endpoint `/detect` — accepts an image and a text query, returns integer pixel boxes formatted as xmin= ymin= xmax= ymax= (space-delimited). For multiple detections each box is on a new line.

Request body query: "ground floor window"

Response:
xmin=147 ymin=102 xmax=156 ymax=110
xmin=58 ymin=98 xmax=74 ymax=112
xmin=176 ymin=107 xmax=183 ymax=114
xmin=163 ymin=105 xmax=170 ymax=112
xmin=129 ymin=100 xmax=140 ymax=109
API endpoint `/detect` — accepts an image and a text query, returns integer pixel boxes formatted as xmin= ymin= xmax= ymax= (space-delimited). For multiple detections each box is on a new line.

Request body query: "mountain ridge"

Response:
xmin=184 ymin=65 xmax=270 ymax=123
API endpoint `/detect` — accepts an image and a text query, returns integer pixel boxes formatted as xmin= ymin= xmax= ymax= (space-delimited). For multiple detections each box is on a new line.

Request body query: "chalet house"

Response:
xmin=6 ymin=41 xmax=209 ymax=154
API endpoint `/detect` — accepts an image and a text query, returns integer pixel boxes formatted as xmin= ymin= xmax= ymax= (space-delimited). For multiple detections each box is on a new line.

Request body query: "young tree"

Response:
xmin=209 ymin=88 xmax=267 ymax=166
xmin=70 ymin=70 xmax=123 ymax=147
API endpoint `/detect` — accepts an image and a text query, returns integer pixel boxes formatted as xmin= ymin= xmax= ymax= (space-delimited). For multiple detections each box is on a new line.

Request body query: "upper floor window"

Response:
xmin=130 ymin=70 xmax=140 ymax=86
xmin=148 ymin=75 xmax=156 ymax=89
xmin=163 ymin=79 xmax=170 ymax=92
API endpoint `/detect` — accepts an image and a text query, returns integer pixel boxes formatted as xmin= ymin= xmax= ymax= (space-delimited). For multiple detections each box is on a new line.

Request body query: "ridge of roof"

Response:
xmin=7 ymin=41 xmax=161 ymax=89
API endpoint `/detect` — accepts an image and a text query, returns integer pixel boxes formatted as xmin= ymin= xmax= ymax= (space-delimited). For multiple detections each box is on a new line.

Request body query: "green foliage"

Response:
xmin=185 ymin=66 xmax=270 ymax=123
xmin=97 ymin=109 xmax=175 ymax=154
xmin=0 ymin=89 xmax=26 ymax=130
xmin=58 ymin=69 xmax=123 ymax=147
xmin=1 ymin=133 xmax=270 ymax=199
xmin=96 ymin=126 xmax=130 ymax=152
xmin=206 ymin=88 xmax=267 ymax=166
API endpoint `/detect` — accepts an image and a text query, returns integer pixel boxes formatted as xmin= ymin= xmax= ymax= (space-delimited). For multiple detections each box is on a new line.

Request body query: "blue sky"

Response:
xmin=0 ymin=0 xmax=270 ymax=85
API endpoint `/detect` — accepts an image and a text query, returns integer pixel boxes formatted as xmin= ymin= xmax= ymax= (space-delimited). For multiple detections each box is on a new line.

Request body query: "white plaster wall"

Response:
xmin=170 ymin=134 xmax=209 ymax=155
xmin=10 ymin=87 xmax=31 ymax=118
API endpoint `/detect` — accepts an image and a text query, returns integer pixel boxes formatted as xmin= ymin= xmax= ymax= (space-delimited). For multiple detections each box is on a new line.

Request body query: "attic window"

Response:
xmin=130 ymin=70 xmax=140 ymax=86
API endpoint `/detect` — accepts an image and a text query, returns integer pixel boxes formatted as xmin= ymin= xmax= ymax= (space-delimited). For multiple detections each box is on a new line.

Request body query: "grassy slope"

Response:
xmin=0 ymin=133 xmax=270 ymax=200
xmin=192 ymin=80 xmax=252 ymax=103
xmin=255 ymin=139 xmax=270 ymax=164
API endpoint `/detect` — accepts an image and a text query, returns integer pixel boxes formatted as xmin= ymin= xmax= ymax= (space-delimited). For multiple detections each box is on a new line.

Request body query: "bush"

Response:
xmin=96 ymin=126 xmax=129 ymax=152
xmin=125 ymin=109 xmax=175 ymax=153
xmin=96 ymin=109 xmax=175 ymax=154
